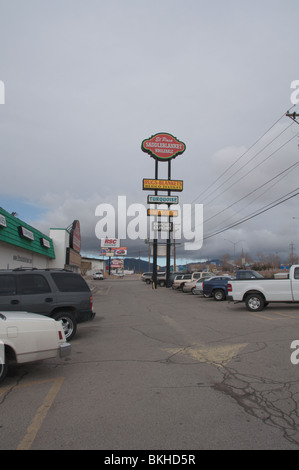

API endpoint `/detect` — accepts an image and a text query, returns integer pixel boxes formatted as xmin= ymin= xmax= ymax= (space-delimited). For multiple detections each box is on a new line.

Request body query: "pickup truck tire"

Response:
xmin=213 ymin=289 xmax=225 ymax=301
xmin=245 ymin=293 xmax=265 ymax=312
xmin=53 ymin=311 xmax=77 ymax=340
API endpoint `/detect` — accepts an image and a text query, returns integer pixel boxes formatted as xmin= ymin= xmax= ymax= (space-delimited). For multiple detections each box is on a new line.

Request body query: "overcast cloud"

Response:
xmin=0 ymin=0 xmax=299 ymax=264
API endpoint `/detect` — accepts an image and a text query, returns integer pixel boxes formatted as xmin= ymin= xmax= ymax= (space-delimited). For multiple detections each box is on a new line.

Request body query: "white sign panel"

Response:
xmin=150 ymin=245 xmax=167 ymax=256
xmin=0 ymin=215 xmax=7 ymax=227
xmin=101 ymin=238 xmax=120 ymax=248
xmin=147 ymin=195 xmax=179 ymax=204
xmin=152 ymin=221 xmax=173 ymax=232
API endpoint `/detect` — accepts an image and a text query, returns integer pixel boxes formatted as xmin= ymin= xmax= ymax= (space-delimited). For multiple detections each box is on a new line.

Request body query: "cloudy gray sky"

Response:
xmin=1 ymin=0 xmax=299 ymax=264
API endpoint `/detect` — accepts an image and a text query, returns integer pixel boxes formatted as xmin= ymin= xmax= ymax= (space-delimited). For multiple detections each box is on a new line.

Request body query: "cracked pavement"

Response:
xmin=1 ymin=277 xmax=299 ymax=449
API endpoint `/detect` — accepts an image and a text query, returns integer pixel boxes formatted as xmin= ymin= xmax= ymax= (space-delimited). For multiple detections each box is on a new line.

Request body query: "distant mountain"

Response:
xmin=124 ymin=258 xmax=153 ymax=273
xmin=124 ymin=257 xmax=221 ymax=273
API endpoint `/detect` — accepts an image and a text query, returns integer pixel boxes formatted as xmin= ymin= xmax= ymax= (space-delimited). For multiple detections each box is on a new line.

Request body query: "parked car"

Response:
xmin=0 ymin=269 xmax=96 ymax=340
xmin=183 ymin=275 xmax=215 ymax=295
xmin=93 ymin=272 xmax=104 ymax=280
xmin=0 ymin=311 xmax=71 ymax=383
xmin=113 ymin=271 xmax=124 ymax=278
xmin=182 ymin=279 xmax=197 ymax=293
xmin=168 ymin=272 xmax=185 ymax=287
xmin=141 ymin=272 xmax=153 ymax=284
xmin=141 ymin=272 xmax=166 ymax=286
xmin=173 ymin=272 xmax=215 ymax=290
xmin=172 ymin=274 xmax=192 ymax=290
xmin=155 ymin=272 xmax=166 ymax=287
xmin=202 ymin=276 xmax=235 ymax=301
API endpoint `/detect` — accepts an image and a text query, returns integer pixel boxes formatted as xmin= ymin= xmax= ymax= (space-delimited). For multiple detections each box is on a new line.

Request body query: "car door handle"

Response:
xmin=11 ymin=299 xmax=19 ymax=305
xmin=45 ymin=297 xmax=53 ymax=302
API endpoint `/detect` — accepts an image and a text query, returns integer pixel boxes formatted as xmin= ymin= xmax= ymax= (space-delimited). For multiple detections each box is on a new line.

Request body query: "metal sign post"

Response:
xmin=141 ymin=133 xmax=186 ymax=288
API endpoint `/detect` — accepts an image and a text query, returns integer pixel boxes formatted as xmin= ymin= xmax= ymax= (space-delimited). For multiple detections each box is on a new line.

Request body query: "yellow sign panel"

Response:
xmin=143 ymin=179 xmax=183 ymax=192
xmin=147 ymin=209 xmax=178 ymax=217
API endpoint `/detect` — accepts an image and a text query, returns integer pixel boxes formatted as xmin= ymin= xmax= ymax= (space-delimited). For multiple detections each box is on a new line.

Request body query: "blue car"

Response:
xmin=202 ymin=276 xmax=235 ymax=301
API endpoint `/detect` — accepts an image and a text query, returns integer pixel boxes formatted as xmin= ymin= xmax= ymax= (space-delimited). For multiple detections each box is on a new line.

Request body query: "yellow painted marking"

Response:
xmin=248 ymin=312 xmax=276 ymax=320
xmin=165 ymin=343 xmax=247 ymax=367
xmin=0 ymin=378 xmax=55 ymax=397
xmin=16 ymin=377 xmax=64 ymax=450
xmin=248 ymin=311 xmax=298 ymax=320
xmin=161 ymin=314 xmax=247 ymax=366
xmin=269 ymin=311 xmax=297 ymax=319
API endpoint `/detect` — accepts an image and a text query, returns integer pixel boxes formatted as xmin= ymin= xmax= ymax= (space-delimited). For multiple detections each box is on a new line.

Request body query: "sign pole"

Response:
xmin=153 ymin=159 xmax=158 ymax=289
xmin=166 ymin=160 xmax=171 ymax=286
xmin=141 ymin=133 xmax=186 ymax=290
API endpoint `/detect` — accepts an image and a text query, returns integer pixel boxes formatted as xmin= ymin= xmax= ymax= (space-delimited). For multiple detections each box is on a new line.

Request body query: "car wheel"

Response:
xmin=0 ymin=352 xmax=8 ymax=384
xmin=203 ymin=293 xmax=211 ymax=298
xmin=146 ymin=279 xmax=151 ymax=284
xmin=245 ymin=294 xmax=265 ymax=312
xmin=213 ymin=289 xmax=225 ymax=301
xmin=159 ymin=281 xmax=165 ymax=287
xmin=53 ymin=311 xmax=77 ymax=341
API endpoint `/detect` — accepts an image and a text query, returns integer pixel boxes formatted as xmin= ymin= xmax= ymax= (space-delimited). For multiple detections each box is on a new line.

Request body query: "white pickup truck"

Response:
xmin=227 ymin=265 xmax=299 ymax=312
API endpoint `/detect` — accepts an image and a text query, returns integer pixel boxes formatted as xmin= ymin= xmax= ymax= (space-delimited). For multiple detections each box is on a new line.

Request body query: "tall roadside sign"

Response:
xmin=141 ymin=132 xmax=186 ymax=288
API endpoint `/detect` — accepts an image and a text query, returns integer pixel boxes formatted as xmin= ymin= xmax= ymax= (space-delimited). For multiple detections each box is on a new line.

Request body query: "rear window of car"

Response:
xmin=0 ymin=275 xmax=17 ymax=295
xmin=50 ymin=273 xmax=90 ymax=292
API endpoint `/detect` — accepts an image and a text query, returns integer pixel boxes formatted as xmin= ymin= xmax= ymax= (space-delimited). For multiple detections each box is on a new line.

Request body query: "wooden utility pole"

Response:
xmin=286 ymin=111 xmax=299 ymax=125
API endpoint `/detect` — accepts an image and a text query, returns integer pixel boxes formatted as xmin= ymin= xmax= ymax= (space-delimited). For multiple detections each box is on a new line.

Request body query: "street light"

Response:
xmin=223 ymin=238 xmax=244 ymax=259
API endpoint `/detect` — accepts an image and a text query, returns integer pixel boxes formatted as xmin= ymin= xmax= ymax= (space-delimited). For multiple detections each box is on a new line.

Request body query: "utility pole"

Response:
xmin=290 ymin=241 xmax=295 ymax=264
xmin=286 ymin=111 xmax=299 ymax=125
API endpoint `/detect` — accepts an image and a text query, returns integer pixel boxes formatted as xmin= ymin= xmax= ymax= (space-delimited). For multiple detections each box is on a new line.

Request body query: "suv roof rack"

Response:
xmin=12 ymin=267 xmax=39 ymax=271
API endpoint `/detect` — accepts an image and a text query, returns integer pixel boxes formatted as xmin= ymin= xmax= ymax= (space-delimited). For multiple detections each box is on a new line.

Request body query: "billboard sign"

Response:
xmin=147 ymin=195 xmax=179 ymax=204
xmin=101 ymin=238 xmax=120 ymax=248
xmin=101 ymin=247 xmax=127 ymax=255
xmin=147 ymin=209 xmax=178 ymax=217
xmin=69 ymin=220 xmax=81 ymax=253
xmin=141 ymin=133 xmax=186 ymax=161
xmin=152 ymin=221 xmax=173 ymax=232
xmin=143 ymin=179 xmax=183 ymax=192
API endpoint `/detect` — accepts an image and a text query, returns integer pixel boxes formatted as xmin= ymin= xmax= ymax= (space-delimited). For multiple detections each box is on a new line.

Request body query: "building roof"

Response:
xmin=0 ymin=207 xmax=55 ymax=259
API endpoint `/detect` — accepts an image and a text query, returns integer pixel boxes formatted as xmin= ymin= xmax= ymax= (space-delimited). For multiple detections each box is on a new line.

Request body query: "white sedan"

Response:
xmin=93 ymin=272 xmax=104 ymax=280
xmin=0 ymin=311 xmax=71 ymax=383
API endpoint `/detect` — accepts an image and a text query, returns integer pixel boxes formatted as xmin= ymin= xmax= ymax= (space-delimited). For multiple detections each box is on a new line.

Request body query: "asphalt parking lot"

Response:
xmin=1 ymin=276 xmax=299 ymax=450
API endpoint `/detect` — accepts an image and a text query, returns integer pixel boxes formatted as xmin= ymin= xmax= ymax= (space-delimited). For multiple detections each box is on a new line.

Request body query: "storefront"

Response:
xmin=0 ymin=207 xmax=83 ymax=272
xmin=50 ymin=220 xmax=82 ymax=272
xmin=0 ymin=207 xmax=55 ymax=269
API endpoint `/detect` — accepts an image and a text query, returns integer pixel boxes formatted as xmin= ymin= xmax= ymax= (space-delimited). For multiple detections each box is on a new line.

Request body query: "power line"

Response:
xmin=191 ymin=106 xmax=296 ymax=205
xmin=209 ymin=160 xmax=299 ymax=232
xmin=201 ymin=123 xmax=296 ymax=208
xmin=203 ymin=188 xmax=299 ymax=241
xmin=204 ymin=159 xmax=299 ymax=226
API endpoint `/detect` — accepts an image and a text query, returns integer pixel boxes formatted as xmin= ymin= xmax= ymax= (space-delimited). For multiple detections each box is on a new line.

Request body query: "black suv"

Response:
xmin=0 ymin=269 xmax=95 ymax=340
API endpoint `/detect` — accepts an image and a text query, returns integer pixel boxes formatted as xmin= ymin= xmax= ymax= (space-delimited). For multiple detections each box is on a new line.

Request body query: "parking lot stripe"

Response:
xmin=248 ymin=311 xmax=298 ymax=320
xmin=16 ymin=377 xmax=64 ymax=450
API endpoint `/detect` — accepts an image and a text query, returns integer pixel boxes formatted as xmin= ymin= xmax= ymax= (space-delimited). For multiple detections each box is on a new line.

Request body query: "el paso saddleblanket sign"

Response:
xmin=141 ymin=133 xmax=186 ymax=161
